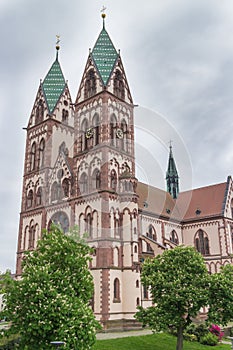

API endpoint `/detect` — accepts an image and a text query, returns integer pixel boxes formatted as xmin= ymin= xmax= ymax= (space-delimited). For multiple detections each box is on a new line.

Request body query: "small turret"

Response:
xmin=166 ymin=144 xmax=179 ymax=199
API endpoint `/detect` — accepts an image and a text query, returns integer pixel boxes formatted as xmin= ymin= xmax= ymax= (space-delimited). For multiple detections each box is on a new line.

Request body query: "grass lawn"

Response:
xmin=93 ymin=333 xmax=231 ymax=350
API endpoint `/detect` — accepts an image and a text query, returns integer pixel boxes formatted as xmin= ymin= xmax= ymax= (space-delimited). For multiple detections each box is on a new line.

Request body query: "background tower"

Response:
xmin=166 ymin=144 xmax=179 ymax=199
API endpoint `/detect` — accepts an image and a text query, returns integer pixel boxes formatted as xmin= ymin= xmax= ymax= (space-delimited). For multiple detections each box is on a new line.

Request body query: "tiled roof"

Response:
xmin=137 ymin=182 xmax=180 ymax=220
xmin=176 ymin=182 xmax=227 ymax=221
xmin=137 ymin=181 xmax=228 ymax=223
xmin=42 ymin=59 xmax=66 ymax=113
xmin=91 ymin=27 xmax=118 ymax=85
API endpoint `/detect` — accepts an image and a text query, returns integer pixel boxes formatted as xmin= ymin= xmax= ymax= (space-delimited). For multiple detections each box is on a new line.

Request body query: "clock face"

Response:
xmin=116 ymin=128 xmax=124 ymax=139
xmin=85 ymin=128 xmax=94 ymax=139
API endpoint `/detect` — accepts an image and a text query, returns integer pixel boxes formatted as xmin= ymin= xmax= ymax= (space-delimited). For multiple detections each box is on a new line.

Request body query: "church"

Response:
xmin=16 ymin=13 xmax=233 ymax=329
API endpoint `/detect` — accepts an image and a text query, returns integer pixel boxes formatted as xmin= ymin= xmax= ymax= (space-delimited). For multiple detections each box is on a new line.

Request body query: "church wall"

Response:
xmin=91 ymin=269 xmax=101 ymax=317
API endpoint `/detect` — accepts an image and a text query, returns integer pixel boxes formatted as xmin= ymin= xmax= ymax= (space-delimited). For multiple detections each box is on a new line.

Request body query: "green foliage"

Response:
xmin=185 ymin=323 xmax=209 ymax=342
xmin=135 ymin=246 xmax=210 ymax=350
xmin=0 ymin=224 xmax=100 ymax=349
xmin=199 ymin=333 xmax=219 ymax=346
xmin=208 ymin=264 xmax=233 ymax=326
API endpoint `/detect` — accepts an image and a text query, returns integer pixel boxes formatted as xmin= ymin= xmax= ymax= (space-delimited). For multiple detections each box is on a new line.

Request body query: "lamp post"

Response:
xmin=50 ymin=341 xmax=65 ymax=348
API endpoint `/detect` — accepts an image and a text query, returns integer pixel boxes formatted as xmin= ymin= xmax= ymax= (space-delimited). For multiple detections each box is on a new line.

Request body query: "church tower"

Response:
xmin=73 ymin=13 xmax=139 ymax=328
xmin=16 ymin=14 xmax=141 ymax=329
xmin=166 ymin=144 xmax=179 ymax=199
xmin=16 ymin=42 xmax=74 ymax=275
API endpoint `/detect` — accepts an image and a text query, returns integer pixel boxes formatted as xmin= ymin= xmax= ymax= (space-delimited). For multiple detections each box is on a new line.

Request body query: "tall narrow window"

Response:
xmin=38 ymin=138 xmax=45 ymax=169
xmin=148 ymin=225 xmax=156 ymax=241
xmin=62 ymin=178 xmax=69 ymax=197
xmin=92 ymin=170 xmax=101 ymax=190
xmin=86 ymin=213 xmax=92 ymax=238
xmin=27 ymin=190 xmax=33 ymax=208
xmin=195 ymin=230 xmax=210 ymax=256
xmin=84 ymin=69 xmax=96 ymax=99
xmin=30 ymin=142 xmax=36 ymax=171
xmin=114 ymin=70 xmax=125 ymax=100
xmin=113 ymin=278 xmax=120 ymax=302
xmin=170 ymin=230 xmax=179 ymax=244
xmin=121 ymin=120 xmax=128 ymax=151
xmin=81 ymin=119 xmax=88 ymax=151
xmin=28 ymin=220 xmax=36 ymax=249
xmin=36 ymin=100 xmax=44 ymax=124
xmin=36 ymin=187 xmax=42 ymax=206
xmin=143 ymin=285 xmax=149 ymax=299
xmin=110 ymin=170 xmax=117 ymax=191
xmin=80 ymin=173 xmax=88 ymax=194
xmin=93 ymin=113 xmax=100 ymax=146
xmin=62 ymin=109 xmax=69 ymax=124
xmin=51 ymin=181 xmax=60 ymax=202
xmin=110 ymin=114 xmax=117 ymax=147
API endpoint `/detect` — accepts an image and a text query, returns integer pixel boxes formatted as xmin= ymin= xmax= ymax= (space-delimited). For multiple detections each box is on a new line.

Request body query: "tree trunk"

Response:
xmin=176 ymin=325 xmax=183 ymax=350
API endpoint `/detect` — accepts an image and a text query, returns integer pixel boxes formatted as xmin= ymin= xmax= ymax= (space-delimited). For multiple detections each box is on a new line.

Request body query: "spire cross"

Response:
xmin=169 ymin=140 xmax=173 ymax=150
xmin=55 ymin=35 xmax=61 ymax=60
xmin=56 ymin=35 xmax=61 ymax=46
xmin=101 ymin=5 xmax=107 ymax=13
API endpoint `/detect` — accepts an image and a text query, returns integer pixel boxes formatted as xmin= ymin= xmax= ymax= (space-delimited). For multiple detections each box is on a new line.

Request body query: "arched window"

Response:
xmin=121 ymin=119 xmax=128 ymax=152
xmin=49 ymin=211 xmax=69 ymax=233
xmin=136 ymin=297 xmax=140 ymax=307
xmin=79 ymin=173 xmax=88 ymax=194
xmin=28 ymin=220 xmax=36 ymax=249
xmin=81 ymin=119 xmax=88 ymax=151
xmin=51 ymin=181 xmax=60 ymax=202
xmin=170 ymin=230 xmax=179 ymax=245
xmin=84 ymin=69 xmax=96 ymax=99
xmin=35 ymin=100 xmax=44 ymax=124
xmin=113 ymin=278 xmax=120 ymax=302
xmin=62 ymin=109 xmax=69 ymax=124
xmin=114 ymin=70 xmax=125 ymax=100
xmin=86 ymin=212 xmax=92 ymax=238
xmin=30 ymin=142 xmax=36 ymax=171
xmin=92 ymin=170 xmax=101 ymax=190
xmin=136 ymin=280 xmax=139 ymax=288
xmin=38 ymin=138 xmax=45 ymax=169
xmin=110 ymin=170 xmax=117 ymax=191
xmin=92 ymin=113 xmax=100 ymax=146
xmin=110 ymin=114 xmax=117 ymax=147
xmin=27 ymin=190 xmax=33 ymax=208
xmin=143 ymin=285 xmax=149 ymax=299
xmin=195 ymin=229 xmax=210 ymax=256
xmin=148 ymin=225 xmax=156 ymax=241
xmin=134 ymin=245 xmax=138 ymax=253
xmin=36 ymin=187 xmax=42 ymax=206
xmin=62 ymin=178 xmax=69 ymax=197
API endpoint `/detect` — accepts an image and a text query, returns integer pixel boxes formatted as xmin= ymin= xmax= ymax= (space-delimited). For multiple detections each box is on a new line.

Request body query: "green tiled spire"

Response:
xmin=42 ymin=57 xmax=66 ymax=113
xmin=91 ymin=21 xmax=118 ymax=85
xmin=166 ymin=145 xmax=179 ymax=199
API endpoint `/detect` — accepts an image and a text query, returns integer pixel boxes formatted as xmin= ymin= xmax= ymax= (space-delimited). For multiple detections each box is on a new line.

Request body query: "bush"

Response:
xmin=185 ymin=323 xmax=209 ymax=342
xmin=199 ymin=332 xmax=218 ymax=346
xmin=183 ymin=333 xmax=197 ymax=342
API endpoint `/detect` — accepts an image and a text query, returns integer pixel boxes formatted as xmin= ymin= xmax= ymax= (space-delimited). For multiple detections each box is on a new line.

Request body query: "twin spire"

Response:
xmin=40 ymin=13 xmax=180 ymax=198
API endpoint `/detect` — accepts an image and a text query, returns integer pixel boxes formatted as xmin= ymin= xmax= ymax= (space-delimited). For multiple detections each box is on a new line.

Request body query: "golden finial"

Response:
xmin=56 ymin=35 xmax=61 ymax=51
xmin=101 ymin=5 xmax=106 ymax=19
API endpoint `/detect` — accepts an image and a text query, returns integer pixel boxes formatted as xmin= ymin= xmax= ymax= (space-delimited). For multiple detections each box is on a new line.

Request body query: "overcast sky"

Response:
xmin=1 ymin=0 xmax=233 ymax=272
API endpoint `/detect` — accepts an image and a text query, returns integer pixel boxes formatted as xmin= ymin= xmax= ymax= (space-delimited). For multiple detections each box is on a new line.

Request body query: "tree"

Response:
xmin=0 ymin=224 xmax=100 ymax=349
xmin=135 ymin=246 xmax=210 ymax=350
xmin=208 ymin=263 xmax=233 ymax=326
